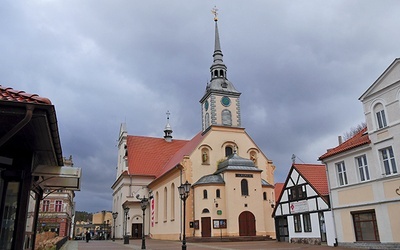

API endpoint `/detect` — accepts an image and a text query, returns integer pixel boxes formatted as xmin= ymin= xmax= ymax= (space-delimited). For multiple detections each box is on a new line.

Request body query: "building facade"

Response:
xmin=319 ymin=59 xmax=400 ymax=248
xmin=37 ymin=156 xmax=76 ymax=238
xmin=273 ymin=164 xmax=336 ymax=246
xmin=111 ymin=16 xmax=276 ymax=241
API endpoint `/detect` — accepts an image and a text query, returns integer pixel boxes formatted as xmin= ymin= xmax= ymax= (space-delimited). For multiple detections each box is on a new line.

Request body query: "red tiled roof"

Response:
xmin=126 ymin=135 xmax=189 ymax=176
xmin=274 ymin=183 xmax=284 ymax=202
xmin=0 ymin=85 xmax=52 ymax=105
xmin=156 ymin=132 xmax=205 ymax=178
xmin=319 ymin=127 xmax=370 ymax=160
xmin=293 ymin=164 xmax=328 ymax=196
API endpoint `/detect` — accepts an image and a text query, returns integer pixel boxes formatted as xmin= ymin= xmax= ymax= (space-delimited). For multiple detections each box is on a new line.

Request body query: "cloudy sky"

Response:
xmin=2 ymin=1 xmax=400 ymax=213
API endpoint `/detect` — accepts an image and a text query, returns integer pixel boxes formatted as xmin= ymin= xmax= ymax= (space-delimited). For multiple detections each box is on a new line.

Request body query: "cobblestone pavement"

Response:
xmin=61 ymin=239 xmax=362 ymax=250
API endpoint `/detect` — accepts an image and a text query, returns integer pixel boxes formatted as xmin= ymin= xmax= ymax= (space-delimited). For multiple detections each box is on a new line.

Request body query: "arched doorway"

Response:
xmin=238 ymin=211 xmax=256 ymax=236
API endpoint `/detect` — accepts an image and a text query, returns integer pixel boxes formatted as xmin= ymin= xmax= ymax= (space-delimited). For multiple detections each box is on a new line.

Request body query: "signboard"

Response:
xmin=235 ymin=174 xmax=253 ymax=178
xmin=290 ymin=200 xmax=309 ymax=213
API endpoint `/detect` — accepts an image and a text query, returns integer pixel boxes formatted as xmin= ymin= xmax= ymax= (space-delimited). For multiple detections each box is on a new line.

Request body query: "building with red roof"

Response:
xmin=272 ymin=163 xmax=336 ymax=246
xmin=111 ymin=16 xmax=277 ymax=242
xmin=319 ymin=58 xmax=400 ymax=249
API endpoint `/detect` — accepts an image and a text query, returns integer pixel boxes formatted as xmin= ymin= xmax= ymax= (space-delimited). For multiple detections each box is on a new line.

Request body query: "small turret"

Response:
xmin=164 ymin=111 xmax=173 ymax=142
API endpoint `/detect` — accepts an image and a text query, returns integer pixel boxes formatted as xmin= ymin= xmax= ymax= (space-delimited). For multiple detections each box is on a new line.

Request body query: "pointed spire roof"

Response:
xmin=204 ymin=8 xmax=240 ymax=96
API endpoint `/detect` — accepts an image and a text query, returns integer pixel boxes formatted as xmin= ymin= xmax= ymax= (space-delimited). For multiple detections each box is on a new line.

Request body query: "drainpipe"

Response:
xmin=323 ymin=160 xmax=338 ymax=247
xmin=180 ymin=166 xmax=183 ymax=241
xmin=0 ymin=105 xmax=34 ymax=147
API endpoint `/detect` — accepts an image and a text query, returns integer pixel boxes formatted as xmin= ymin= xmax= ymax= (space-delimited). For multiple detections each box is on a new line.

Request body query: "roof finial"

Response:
xmin=211 ymin=6 xmax=219 ymax=21
xmin=292 ymin=154 xmax=296 ymax=164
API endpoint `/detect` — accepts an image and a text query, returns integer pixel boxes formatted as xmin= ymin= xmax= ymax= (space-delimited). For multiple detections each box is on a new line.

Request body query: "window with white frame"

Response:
xmin=356 ymin=155 xmax=370 ymax=181
xmin=294 ymin=214 xmax=302 ymax=232
xmin=336 ymin=161 xmax=348 ymax=186
xmin=374 ymin=103 xmax=387 ymax=129
xmin=55 ymin=200 xmax=62 ymax=212
xmin=42 ymin=200 xmax=50 ymax=212
xmin=303 ymin=213 xmax=312 ymax=232
xmin=379 ymin=147 xmax=398 ymax=175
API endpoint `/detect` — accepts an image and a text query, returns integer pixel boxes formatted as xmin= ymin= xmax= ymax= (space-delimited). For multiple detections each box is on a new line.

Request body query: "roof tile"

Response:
xmin=293 ymin=164 xmax=328 ymax=196
xmin=0 ymin=85 xmax=52 ymax=105
xmin=319 ymin=127 xmax=370 ymax=160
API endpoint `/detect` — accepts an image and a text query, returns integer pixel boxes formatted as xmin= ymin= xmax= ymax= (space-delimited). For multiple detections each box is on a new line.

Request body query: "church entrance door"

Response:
xmin=238 ymin=211 xmax=256 ymax=236
xmin=201 ymin=217 xmax=211 ymax=237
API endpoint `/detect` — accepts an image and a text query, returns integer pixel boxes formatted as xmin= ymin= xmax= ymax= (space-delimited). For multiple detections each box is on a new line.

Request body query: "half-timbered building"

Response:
xmin=273 ymin=164 xmax=336 ymax=246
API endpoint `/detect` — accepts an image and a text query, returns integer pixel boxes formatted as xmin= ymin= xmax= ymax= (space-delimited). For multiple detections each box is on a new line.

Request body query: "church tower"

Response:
xmin=200 ymin=9 xmax=241 ymax=132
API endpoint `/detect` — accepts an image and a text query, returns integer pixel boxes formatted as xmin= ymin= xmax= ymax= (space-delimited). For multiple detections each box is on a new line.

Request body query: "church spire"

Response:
xmin=164 ymin=111 xmax=173 ymax=142
xmin=210 ymin=6 xmax=227 ymax=82
xmin=199 ymin=7 xmax=241 ymax=132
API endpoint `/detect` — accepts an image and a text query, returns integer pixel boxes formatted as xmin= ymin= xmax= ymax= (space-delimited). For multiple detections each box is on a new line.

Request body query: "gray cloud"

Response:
xmin=1 ymin=0 xmax=399 ymax=212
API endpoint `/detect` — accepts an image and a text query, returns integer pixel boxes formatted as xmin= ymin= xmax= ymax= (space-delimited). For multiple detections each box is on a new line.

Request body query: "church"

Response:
xmin=111 ymin=13 xmax=276 ymax=241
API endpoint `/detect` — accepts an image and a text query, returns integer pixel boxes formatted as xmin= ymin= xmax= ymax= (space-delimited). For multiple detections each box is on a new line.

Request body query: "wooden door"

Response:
xmin=201 ymin=217 xmax=211 ymax=237
xmin=238 ymin=211 xmax=256 ymax=236
xmin=131 ymin=223 xmax=142 ymax=239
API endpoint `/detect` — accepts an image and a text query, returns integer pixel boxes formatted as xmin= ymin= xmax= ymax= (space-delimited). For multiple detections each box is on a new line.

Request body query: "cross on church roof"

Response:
xmin=211 ymin=6 xmax=219 ymax=21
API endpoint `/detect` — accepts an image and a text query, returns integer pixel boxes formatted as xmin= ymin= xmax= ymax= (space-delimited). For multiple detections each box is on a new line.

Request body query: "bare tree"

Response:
xmin=343 ymin=122 xmax=367 ymax=141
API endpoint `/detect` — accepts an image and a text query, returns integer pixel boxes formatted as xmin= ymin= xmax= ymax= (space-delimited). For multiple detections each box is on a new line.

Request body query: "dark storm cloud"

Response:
xmin=1 ymin=0 xmax=400 ymax=212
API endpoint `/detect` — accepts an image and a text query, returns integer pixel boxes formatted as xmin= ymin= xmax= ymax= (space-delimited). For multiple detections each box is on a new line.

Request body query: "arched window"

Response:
xmin=374 ymin=103 xmax=387 ymax=129
xmin=222 ymin=109 xmax=232 ymax=126
xmin=171 ymin=183 xmax=175 ymax=220
xmin=214 ymin=70 xmax=218 ymax=77
xmin=203 ymin=189 xmax=208 ymax=199
xmin=220 ymin=69 xmax=224 ymax=77
xmin=216 ymin=189 xmax=221 ymax=198
xmin=164 ymin=187 xmax=167 ymax=221
xmin=241 ymin=179 xmax=249 ymax=196
xmin=225 ymin=146 xmax=233 ymax=157
xmin=202 ymin=208 xmax=210 ymax=213
xmin=263 ymin=192 xmax=267 ymax=200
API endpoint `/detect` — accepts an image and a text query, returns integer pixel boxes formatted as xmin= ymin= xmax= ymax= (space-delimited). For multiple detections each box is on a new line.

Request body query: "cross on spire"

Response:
xmin=211 ymin=6 xmax=219 ymax=21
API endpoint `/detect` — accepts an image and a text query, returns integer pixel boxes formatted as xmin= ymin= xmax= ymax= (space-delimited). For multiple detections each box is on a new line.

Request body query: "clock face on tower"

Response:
xmin=205 ymin=100 xmax=209 ymax=111
xmin=221 ymin=96 xmax=231 ymax=107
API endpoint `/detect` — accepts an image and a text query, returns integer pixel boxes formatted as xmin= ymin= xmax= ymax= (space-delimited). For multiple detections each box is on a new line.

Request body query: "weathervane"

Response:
xmin=211 ymin=6 xmax=219 ymax=21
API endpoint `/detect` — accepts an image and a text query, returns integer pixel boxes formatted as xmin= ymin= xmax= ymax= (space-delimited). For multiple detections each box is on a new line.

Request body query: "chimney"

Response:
xmin=338 ymin=136 xmax=343 ymax=145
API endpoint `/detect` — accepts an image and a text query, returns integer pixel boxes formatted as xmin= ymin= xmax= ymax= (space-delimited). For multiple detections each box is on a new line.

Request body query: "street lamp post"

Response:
xmin=123 ymin=206 xmax=130 ymax=244
xmin=112 ymin=212 xmax=118 ymax=242
xmin=136 ymin=194 xmax=153 ymax=249
xmin=178 ymin=181 xmax=191 ymax=250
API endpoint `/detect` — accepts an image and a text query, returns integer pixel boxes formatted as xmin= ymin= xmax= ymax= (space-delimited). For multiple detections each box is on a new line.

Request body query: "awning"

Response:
xmin=33 ymin=165 xmax=82 ymax=191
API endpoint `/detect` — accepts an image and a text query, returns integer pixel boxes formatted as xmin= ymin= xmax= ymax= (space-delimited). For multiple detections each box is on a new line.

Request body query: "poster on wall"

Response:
xmin=213 ymin=219 xmax=227 ymax=229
